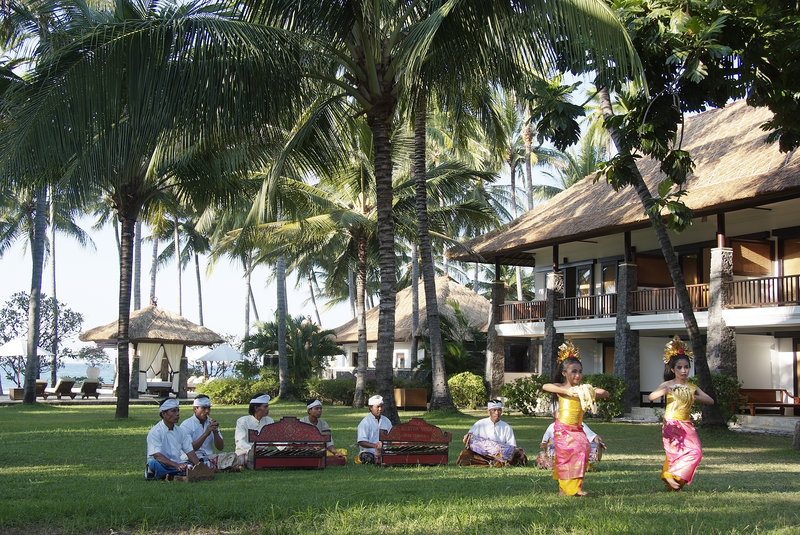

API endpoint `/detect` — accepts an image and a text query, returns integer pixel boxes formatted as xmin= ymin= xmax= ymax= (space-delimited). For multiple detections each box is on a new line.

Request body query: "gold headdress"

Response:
xmin=557 ymin=341 xmax=580 ymax=363
xmin=663 ymin=335 xmax=693 ymax=363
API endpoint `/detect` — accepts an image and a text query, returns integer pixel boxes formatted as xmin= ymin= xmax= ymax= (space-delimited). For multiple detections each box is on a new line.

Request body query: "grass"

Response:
xmin=1 ymin=401 xmax=798 ymax=535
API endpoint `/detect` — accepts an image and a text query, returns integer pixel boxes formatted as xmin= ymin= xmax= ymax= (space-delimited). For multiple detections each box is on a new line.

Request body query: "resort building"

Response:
xmin=448 ymin=100 xmax=800 ymax=413
xmin=327 ymin=276 xmax=490 ymax=378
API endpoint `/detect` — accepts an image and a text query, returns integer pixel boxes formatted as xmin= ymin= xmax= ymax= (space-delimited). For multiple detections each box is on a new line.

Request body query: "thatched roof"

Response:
xmin=448 ymin=100 xmax=800 ymax=266
xmin=79 ymin=305 xmax=224 ymax=346
xmin=333 ymin=276 xmax=491 ymax=344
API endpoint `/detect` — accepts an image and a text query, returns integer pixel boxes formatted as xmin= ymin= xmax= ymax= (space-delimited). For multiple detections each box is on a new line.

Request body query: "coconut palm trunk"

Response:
xmin=410 ymin=242 xmax=419 ymax=370
xmin=149 ymin=236 xmax=158 ymax=304
xmin=352 ymin=233 xmax=369 ymax=407
xmin=413 ymin=93 xmax=454 ymax=410
xmin=23 ymin=189 xmax=48 ymax=404
xmin=174 ymin=215 xmax=182 ymax=315
xmin=597 ymin=88 xmax=724 ymax=426
xmin=367 ymin=105 xmax=400 ymax=424
xmin=276 ymin=254 xmax=290 ymax=397
xmin=133 ymin=220 xmax=142 ymax=310
xmin=115 ymin=211 xmax=137 ymax=418
xmin=49 ymin=190 xmax=58 ymax=387
xmin=195 ymin=253 xmax=204 ymax=325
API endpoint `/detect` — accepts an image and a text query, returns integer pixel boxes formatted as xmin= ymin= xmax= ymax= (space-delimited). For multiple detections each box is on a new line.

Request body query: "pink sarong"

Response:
xmin=662 ymin=419 xmax=702 ymax=484
xmin=552 ymin=420 xmax=590 ymax=481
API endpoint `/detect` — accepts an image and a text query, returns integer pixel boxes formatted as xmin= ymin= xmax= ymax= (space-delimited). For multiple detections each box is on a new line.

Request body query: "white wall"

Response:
xmin=773 ymin=337 xmax=795 ymax=392
xmin=736 ymin=334 xmax=774 ymax=388
xmin=640 ymin=336 xmax=669 ymax=392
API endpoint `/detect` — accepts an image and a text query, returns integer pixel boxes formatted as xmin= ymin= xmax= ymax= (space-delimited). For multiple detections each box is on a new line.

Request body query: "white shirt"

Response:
xmin=234 ymin=414 xmax=274 ymax=455
xmin=146 ymin=420 xmax=194 ymax=464
xmin=180 ymin=414 xmax=222 ymax=457
xmin=356 ymin=413 xmax=392 ymax=453
xmin=468 ymin=417 xmax=516 ymax=447
xmin=300 ymin=416 xmax=334 ymax=448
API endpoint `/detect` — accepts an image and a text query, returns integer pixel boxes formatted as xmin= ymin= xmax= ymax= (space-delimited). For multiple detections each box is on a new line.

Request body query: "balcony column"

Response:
xmin=614 ymin=262 xmax=639 ymax=411
xmin=485 ymin=272 xmax=506 ymax=398
xmin=708 ymin=247 xmax=737 ymax=378
xmin=542 ymin=271 xmax=564 ymax=377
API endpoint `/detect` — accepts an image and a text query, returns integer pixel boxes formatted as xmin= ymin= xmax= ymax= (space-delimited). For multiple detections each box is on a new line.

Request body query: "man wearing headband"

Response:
xmin=356 ymin=394 xmax=392 ymax=464
xmin=180 ymin=394 xmax=238 ymax=471
xmin=234 ymin=393 xmax=274 ymax=469
xmin=300 ymin=399 xmax=343 ymax=458
xmin=459 ymin=399 xmax=526 ymax=466
xmin=145 ymin=398 xmax=202 ymax=480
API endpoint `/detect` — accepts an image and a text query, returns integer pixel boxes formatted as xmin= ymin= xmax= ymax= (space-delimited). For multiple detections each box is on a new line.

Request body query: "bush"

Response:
xmin=306 ymin=377 xmax=356 ymax=405
xmin=447 ymin=371 xmax=486 ymax=409
xmin=689 ymin=373 xmax=742 ymax=423
xmin=583 ymin=373 xmax=627 ymax=421
xmin=500 ymin=374 xmax=549 ymax=415
xmin=196 ymin=368 xmax=279 ymax=404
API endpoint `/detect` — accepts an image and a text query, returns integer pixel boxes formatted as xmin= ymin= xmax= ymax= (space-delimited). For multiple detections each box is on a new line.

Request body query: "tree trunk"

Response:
xmin=23 ymin=189 xmax=47 ymax=404
xmin=195 ymin=253 xmax=204 ymax=325
xmin=244 ymin=255 xmax=252 ymax=336
xmin=410 ymin=242 xmax=419 ymax=370
xmin=249 ymin=285 xmax=260 ymax=322
xmin=597 ymin=88 xmax=724 ymax=427
xmin=174 ymin=216 xmax=182 ymax=315
xmin=49 ymin=190 xmax=58 ymax=387
xmin=413 ymin=93 xmax=453 ymax=410
xmin=352 ymin=232 xmax=369 ymax=408
xmin=115 ymin=212 xmax=136 ymax=418
xmin=307 ymin=271 xmax=322 ymax=326
xmin=348 ymin=268 xmax=356 ymax=319
xmin=367 ymin=104 xmax=399 ymax=425
xmin=508 ymin=163 xmax=524 ymax=301
xmin=133 ymin=220 xmax=141 ymax=310
xmin=149 ymin=235 xmax=158 ymax=305
xmin=276 ymin=254 xmax=290 ymax=398
xmin=523 ymin=123 xmax=534 ymax=210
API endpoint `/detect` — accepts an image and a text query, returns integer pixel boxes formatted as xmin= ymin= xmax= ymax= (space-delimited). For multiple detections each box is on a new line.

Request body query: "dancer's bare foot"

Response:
xmin=664 ymin=478 xmax=681 ymax=491
xmin=575 ymin=490 xmax=588 ymax=496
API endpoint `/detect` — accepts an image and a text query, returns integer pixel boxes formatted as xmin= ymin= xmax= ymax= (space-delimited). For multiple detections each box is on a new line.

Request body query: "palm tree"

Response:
xmin=0 ymin=0 xmax=304 ymax=416
xmin=532 ymin=135 xmax=609 ymax=201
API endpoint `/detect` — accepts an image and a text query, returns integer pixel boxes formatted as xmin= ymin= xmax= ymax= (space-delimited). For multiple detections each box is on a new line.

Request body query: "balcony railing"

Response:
xmin=630 ymin=284 xmax=709 ymax=315
xmin=496 ymin=275 xmax=800 ymax=324
xmin=726 ymin=275 xmax=800 ymax=307
xmin=559 ymin=294 xmax=617 ymax=320
xmin=499 ymin=300 xmax=546 ymax=323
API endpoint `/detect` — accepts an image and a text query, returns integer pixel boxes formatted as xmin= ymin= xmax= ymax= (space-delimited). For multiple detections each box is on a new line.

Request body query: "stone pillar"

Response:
xmin=485 ymin=280 xmax=506 ymax=398
xmin=614 ymin=262 xmax=639 ymax=411
xmin=542 ymin=271 xmax=564 ymax=378
xmin=707 ymin=247 xmax=737 ymax=378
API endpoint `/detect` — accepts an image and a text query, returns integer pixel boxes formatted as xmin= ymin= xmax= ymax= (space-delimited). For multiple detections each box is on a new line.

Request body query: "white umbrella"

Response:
xmin=191 ymin=343 xmax=246 ymax=363
xmin=0 ymin=337 xmax=53 ymax=357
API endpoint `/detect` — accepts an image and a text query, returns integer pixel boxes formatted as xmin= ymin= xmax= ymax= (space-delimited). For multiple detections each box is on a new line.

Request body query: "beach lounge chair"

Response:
xmin=35 ymin=379 xmax=48 ymax=398
xmin=43 ymin=379 xmax=77 ymax=400
xmin=80 ymin=380 xmax=101 ymax=399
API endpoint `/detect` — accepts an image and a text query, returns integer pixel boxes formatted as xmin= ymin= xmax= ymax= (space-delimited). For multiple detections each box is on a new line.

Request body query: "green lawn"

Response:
xmin=1 ymin=402 xmax=798 ymax=535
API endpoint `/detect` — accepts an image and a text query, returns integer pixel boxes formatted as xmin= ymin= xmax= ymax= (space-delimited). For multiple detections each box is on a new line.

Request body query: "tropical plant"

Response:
xmin=446 ymin=371 xmax=486 ymax=409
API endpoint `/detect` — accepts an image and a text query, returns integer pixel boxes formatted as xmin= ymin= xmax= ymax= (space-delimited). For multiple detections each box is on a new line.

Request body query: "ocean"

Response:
xmin=59 ymin=361 xmax=116 ymax=384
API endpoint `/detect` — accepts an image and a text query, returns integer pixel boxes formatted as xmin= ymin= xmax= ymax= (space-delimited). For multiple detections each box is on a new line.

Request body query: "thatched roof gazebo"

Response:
xmin=333 ymin=276 xmax=491 ymax=344
xmin=80 ymin=305 xmax=223 ymax=397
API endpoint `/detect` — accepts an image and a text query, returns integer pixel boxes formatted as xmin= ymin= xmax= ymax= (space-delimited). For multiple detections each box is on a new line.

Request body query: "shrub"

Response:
xmin=689 ymin=373 xmax=742 ymax=423
xmin=500 ymin=374 xmax=549 ymax=415
xmin=196 ymin=368 xmax=279 ymax=404
xmin=447 ymin=371 xmax=486 ymax=409
xmin=307 ymin=377 xmax=356 ymax=405
xmin=583 ymin=373 xmax=626 ymax=421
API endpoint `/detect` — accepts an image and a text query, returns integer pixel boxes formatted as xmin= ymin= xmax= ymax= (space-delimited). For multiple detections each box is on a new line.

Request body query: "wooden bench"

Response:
xmin=43 ymin=379 xmax=76 ymax=400
xmin=740 ymin=388 xmax=800 ymax=416
xmin=248 ymin=416 xmax=330 ymax=469
xmin=379 ymin=418 xmax=451 ymax=466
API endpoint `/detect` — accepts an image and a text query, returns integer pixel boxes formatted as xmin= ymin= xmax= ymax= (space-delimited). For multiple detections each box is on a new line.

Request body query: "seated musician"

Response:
xmin=145 ymin=398 xmax=201 ymax=480
xmin=234 ymin=394 xmax=274 ymax=469
xmin=356 ymin=395 xmax=393 ymax=464
xmin=459 ymin=399 xmax=526 ymax=466
xmin=180 ymin=395 xmax=239 ymax=471
xmin=301 ymin=399 xmax=346 ymax=460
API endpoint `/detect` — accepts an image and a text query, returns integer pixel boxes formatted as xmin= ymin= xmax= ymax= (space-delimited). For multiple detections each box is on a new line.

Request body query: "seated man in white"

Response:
xmin=234 ymin=394 xmax=274 ymax=469
xmin=145 ymin=398 xmax=201 ymax=480
xmin=301 ymin=398 xmax=346 ymax=460
xmin=180 ymin=394 xmax=238 ymax=471
xmin=459 ymin=399 xmax=526 ymax=466
xmin=356 ymin=395 xmax=392 ymax=464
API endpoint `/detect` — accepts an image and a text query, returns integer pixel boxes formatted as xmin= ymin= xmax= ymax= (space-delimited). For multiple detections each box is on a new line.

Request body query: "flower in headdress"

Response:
xmin=557 ymin=341 xmax=580 ymax=363
xmin=663 ymin=335 xmax=693 ymax=363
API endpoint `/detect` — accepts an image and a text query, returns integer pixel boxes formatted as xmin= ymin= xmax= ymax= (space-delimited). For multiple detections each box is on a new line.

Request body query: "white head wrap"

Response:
xmin=306 ymin=399 xmax=322 ymax=410
xmin=368 ymin=395 xmax=383 ymax=406
xmin=250 ymin=394 xmax=271 ymax=405
xmin=193 ymin=397 xmax=211 ymax=407
xmin=160 ymin=398 xmax=179 ymax=412
xmin=487 ymin=399 xmax=503 ymax=410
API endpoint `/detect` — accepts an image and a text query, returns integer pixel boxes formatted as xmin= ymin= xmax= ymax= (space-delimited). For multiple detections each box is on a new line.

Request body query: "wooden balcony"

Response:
xmin=630 ymin=283 xmax=709 ymax=315
xmin=726 ymin=274 xmax=800 ymax=307
xmin=496 ymin=275 xmax=800 ymax=324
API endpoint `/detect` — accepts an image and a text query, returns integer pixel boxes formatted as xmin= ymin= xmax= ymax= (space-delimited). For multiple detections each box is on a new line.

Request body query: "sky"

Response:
xmin=0 ymin=215 xmax=353 ymax=355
